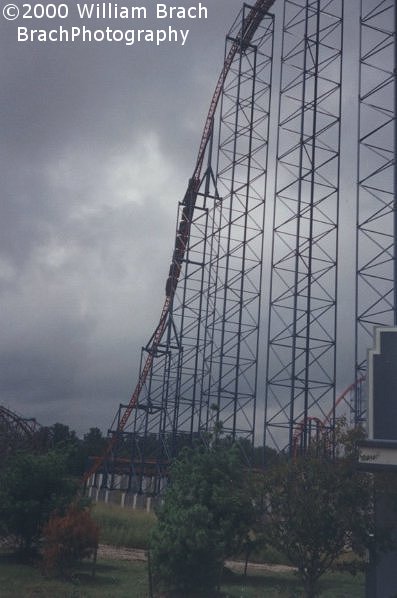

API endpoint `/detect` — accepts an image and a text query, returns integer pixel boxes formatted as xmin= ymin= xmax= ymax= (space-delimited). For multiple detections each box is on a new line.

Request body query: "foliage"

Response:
xmin=82 ymin=427 xmax=108 ymax=457
xmin=42 ymin=503 xmax=99 ymax=577
xmin=262 ymin=438 xmax=374 ymax=598
xmin=92 ymin=502 xmax=156 ymax=549
xmin=50 ymin=422 xmax=79 ymax=447
xmin=68 ymin=426 xmax=108 ymax=476
xmin=0 ymin=552 xmax=365 ymax=597
xmin=0 ymin=450 xmax=77 ymax=552
xmin=27 ymin=423 xmax=108 ymax=476
xmin=150 ymin=444 xmax=255 ymax=595
xmin=51 ymin=423 xmax=85 ymax=476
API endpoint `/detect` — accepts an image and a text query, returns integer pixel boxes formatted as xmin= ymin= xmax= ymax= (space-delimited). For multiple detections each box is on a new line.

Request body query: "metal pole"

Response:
xmin=394 ymin=0 xmax=397 ymax=326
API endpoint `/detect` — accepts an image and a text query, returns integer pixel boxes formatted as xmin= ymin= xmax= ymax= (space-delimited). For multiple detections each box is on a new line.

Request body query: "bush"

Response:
xmin=263 ymin=450 xmax=374 ymax=598
xmin=150 ymin=444 xmax=255 ymax=595
xmin=42 ymin=503 xmax=99 ymax=577
xmin=0 ymin=450 xmax=77 ymax=553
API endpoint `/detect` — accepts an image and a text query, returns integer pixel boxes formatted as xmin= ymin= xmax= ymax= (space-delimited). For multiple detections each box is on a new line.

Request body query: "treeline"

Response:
xmin=29 ymin=423 xmax=108 ymax=476
xmin=29 ymin=422 xmax=280 ymax=475
xmin=2 ymin=418 xmax=396 ymax=596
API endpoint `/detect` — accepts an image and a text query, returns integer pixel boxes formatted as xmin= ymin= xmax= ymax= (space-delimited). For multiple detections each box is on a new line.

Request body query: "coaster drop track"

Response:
xmin=85 ymin=0 xmax=396 ymax=494
xmin=0 ymin=405 xmax=41 ymax=458
xmin=84 ymin=0 xmax=276 ymax=487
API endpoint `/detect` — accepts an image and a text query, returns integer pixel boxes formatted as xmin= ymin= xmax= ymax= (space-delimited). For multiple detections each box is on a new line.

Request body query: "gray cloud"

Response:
xmin=0 ymin=0 xmax=251 ymax=433
xmin=2 ymin=0 xmax=366 ymax=439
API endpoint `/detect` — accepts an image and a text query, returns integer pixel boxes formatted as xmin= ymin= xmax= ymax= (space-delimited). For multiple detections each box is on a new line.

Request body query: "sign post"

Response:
xmin=359 ymin=327 xmax=397 ymax=597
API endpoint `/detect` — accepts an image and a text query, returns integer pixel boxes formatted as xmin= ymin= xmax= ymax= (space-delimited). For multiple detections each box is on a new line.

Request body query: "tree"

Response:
xmin=46 ymin=423 xmax=107 ymax=477
xmin=82 ymin=427 xmax=107 ymax=456
xmin=49 ymin=423 xmax=85 ymax=476
xmin=0 ymin=450 xmax=77 ymax=553
xmin=262 ymin=442 xmax=374 ymax=598
xmin=150 ymin=444 xmax=255 ymax=595
xmin=50 ymin=422 xmax=78 ymax=447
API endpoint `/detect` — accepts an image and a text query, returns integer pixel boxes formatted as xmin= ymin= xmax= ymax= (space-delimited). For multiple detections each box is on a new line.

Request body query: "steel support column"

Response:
xmin=265 ymin=0 xmax=344 ymax=453
xmin=199 ymin=7 xmax=274 ymax=457
xmin=102 ymin=4 xmax=274 ymax=492
xmin=355 ymin=0 xmax=396 ymax=423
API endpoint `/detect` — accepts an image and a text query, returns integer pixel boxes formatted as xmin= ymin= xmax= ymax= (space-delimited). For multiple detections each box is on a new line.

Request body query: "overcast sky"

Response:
xmin=1 ymin=0 xmax=382 ymax=439
xmin=1 ymin=0 xmax=274 ymax=433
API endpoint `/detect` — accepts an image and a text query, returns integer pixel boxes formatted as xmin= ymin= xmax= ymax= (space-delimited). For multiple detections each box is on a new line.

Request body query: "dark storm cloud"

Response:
xmin=1 ymin=0 xmax=367 ymax=437
xmin=0 ymin=0 xmax=246 ymax=431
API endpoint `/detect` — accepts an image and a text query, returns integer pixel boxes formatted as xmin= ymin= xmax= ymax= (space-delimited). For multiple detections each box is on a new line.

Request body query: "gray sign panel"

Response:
xmin=368 ymin=327 xmax=397 ymax=441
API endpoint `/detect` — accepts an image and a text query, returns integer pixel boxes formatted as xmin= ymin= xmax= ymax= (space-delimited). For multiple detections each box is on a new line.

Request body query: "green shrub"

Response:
xmin=150 ymin=445 xmax=255 ymax=595
xmin=0 ymin=451 xmax=77 ymax=553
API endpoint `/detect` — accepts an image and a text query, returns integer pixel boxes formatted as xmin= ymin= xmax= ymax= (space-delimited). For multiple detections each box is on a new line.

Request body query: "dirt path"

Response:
xmin=97 ymin=544 xmax=295 ymax=574
xmin=98 ymin=544 xmax=147 ymax=562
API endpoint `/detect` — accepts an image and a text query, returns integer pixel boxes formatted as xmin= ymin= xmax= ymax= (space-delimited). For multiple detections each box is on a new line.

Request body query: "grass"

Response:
xmin=91 ymin=502 xmax=156 ymax=549
xmin=0 ymin=551 xmax=364 ymax=597
xmin=222 ymin=568 xmax=364 ymax=597
xmin=0 ymin=503 xmax=364 ymax=596
xmin=0 ymin=552 xmax=148 ymax=598
xmin=92 ymin=502 xmax=290 ymax=567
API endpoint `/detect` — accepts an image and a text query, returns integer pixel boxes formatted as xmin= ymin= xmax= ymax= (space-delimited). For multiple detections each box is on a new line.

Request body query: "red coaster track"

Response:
xmin=84 ymin=0 xmax=276 ymax=483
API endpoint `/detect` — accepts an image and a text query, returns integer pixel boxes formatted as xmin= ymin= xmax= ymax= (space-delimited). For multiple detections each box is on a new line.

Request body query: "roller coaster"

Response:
xmin=0 ymin=405 xmax=41 ymax=459
xmin=85 ymin=0 xmax=396 ymax=496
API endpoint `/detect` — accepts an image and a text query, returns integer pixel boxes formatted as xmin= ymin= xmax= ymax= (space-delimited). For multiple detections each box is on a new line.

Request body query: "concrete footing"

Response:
xmin=86 ymin=485 xmax=162 ymax=511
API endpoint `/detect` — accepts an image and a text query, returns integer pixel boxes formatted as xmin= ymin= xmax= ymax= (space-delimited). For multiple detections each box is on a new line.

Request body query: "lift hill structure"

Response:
xmin=85 ymin=0 xmax=396 ymax=499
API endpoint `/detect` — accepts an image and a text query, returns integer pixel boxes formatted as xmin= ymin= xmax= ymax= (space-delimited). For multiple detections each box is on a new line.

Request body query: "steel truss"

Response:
xmin=85 ymin=0 xmax=397 ymax=492
xmin=0 ymin=405 xmax=41 ymax=458
xmin=92 ymin=4 xmax=275 ymax=493
xmin=355 ymin=0 xmax=396 ymax=422
xmin=200 ymin=9 xmax=274 ymax=449
xmin=292 ymin=376 xmax=365 ymax=456
xmin=265 ymin=0 xmax=344 ymax=453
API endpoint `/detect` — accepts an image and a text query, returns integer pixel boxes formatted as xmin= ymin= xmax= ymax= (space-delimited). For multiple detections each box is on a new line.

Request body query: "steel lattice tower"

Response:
xmin=87 ymin=1 xmax=276 ymax=494
xmin=265 ymin=0 xmax=344 ymax=453
xmin=85 ymin=0 xmax=397 ymax=494
xmin=355 ymin=0 xmax=396 ymax=423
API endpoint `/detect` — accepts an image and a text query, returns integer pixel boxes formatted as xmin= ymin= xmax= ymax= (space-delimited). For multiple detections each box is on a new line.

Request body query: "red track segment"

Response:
xmin=193 ymin=0 xmax=276 ymax=183
xmin=291 ymin=377 xmax=366 ymax=456
xmin=84 ymin=0 xmax=276 ymax=483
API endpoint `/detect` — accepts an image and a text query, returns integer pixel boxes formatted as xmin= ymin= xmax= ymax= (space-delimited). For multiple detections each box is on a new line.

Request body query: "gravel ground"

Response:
xmin=0 ymin=539 xmax=295 ymax=574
